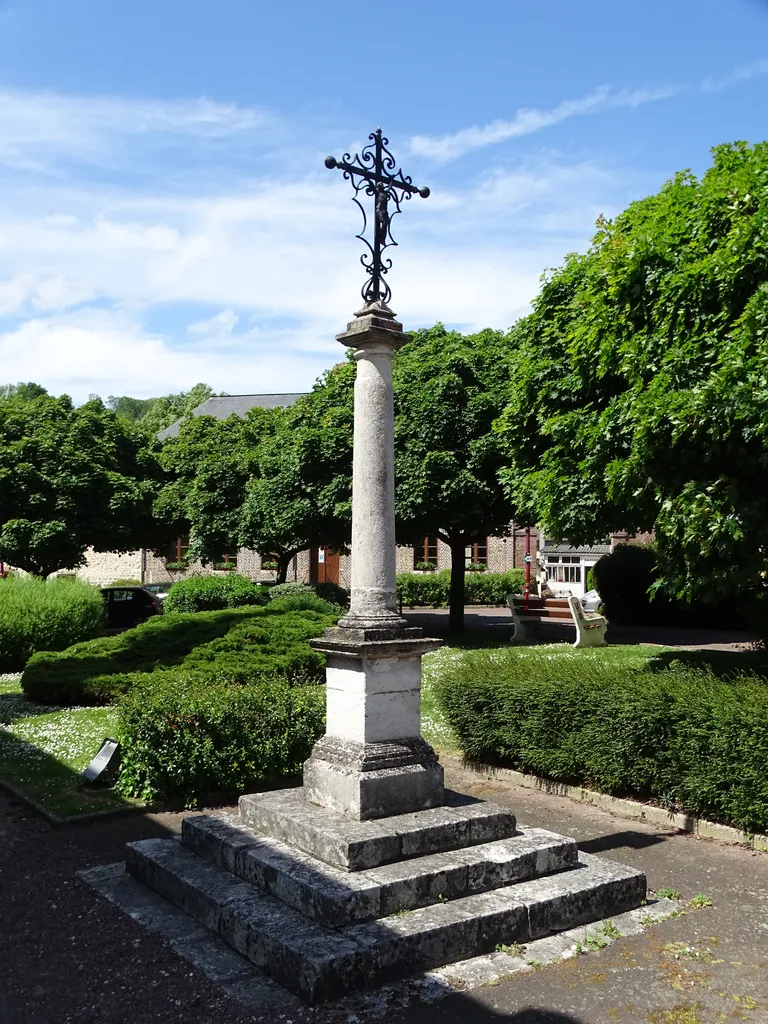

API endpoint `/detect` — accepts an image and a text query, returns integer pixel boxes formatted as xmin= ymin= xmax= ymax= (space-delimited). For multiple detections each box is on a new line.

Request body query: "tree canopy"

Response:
xmin=496 ymin=140 xmax=768 ymax=608
xmin=393 ymin=324 xmax=517 ymax=630
xmin=0 ymin=392 xmax=169 ymax=577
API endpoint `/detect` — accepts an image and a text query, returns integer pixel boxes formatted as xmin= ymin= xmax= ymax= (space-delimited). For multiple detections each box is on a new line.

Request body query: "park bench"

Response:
xmin=507 ymin=593 xmax=608 ymax=648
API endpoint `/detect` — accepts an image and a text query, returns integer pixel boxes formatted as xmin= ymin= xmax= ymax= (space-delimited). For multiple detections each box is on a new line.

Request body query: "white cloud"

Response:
xmin=702 ymin=57 xmax=768 ymax=92
xmin=0 ymin=89 xmax=271 ymax=170
xmin=188 ymin=309 xmax=239 ymax=337
xmin=409 ymin=84 xmax=681 ymax=162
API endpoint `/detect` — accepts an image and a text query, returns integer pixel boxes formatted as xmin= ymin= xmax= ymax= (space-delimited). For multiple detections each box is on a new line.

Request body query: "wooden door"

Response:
xmin=317 ymin=547 xmax=340 ymax=585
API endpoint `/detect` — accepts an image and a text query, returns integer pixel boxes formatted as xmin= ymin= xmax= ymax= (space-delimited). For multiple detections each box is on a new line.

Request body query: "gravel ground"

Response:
xmin=2 ymin=767 xmax=767 ymax=1024
xmin=0 ymin=793 xmax=259 ymax=1024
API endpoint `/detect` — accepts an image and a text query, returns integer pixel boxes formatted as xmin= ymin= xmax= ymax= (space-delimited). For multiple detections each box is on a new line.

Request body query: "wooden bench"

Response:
xmin=507 ymin=593 xmax=607 ymax=648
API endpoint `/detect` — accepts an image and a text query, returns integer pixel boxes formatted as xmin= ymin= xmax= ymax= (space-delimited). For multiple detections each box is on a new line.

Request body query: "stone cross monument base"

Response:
xmin=303 ymin=636 xmax=444 ymax=819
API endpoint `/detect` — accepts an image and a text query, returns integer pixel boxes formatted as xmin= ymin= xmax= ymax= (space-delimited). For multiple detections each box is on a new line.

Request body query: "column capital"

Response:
xmin=336 ymin=300 xmax=411 ymax=352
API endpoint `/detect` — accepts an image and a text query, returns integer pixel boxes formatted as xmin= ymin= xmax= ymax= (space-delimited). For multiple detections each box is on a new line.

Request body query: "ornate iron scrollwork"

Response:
xmin=325 ymin=128 xmax=430 ymax=305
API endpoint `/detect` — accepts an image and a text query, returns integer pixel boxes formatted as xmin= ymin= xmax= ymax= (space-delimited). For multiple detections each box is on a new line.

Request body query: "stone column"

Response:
xmin=337 ymin=302 xmax=409 ymax=634
xmin=304 ymin=301 xmax=444 ymax=820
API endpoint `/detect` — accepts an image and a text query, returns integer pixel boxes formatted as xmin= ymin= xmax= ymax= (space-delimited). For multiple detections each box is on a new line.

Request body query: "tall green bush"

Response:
xmin=434 ymin=648 xmax=768 ymax=833
xmin=0 ymin=575 xmax=106 ymax=671
xmin=116 ymin=673 xmax=325 ymax=807
xmin=396 ymin=569 xmax=525 ymax=608
xmin=163 ymin=572 xmax=269 ymax=613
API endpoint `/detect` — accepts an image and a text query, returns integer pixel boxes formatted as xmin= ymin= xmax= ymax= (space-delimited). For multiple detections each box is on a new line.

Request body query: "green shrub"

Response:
xmin=163 ymin=572 xmax=269 ymax=613
xmin=268 ymin=581 xmax=349 ymax=607
xmin=396 ymin=569 xmax=525 ymax=608
xmin=116 ymin=673 xmax=325 ymax=807
xmin=434 ymin=648 xmax=768 ymax=833
xmin=592 ymin=545 xmax=747 ymax=628
xmin=21 ymin=603 xmax=339 ymax=705
xmin=0 ymin=575 xmax=106 ymax=671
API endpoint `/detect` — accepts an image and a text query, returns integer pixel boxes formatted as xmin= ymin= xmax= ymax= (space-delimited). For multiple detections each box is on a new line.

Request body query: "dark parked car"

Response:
xmin=140 ymin=582 xmax=174 ymax=601
xmin=99 ymin=586 xmax=163 ymax=628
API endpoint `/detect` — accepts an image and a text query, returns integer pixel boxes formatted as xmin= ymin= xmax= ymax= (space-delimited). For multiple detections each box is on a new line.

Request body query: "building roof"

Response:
xmin=542 ymin=540 xmax=612 ymax=556
xmin=157 ymin=393 xmax=307 ymax=440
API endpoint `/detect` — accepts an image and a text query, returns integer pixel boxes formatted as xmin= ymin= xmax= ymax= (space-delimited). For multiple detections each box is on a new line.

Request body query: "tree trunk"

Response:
xmin=276 ymin=551 xmax=293 ymax=584
xmin=448 ymin=535 xmax=466 ymax=632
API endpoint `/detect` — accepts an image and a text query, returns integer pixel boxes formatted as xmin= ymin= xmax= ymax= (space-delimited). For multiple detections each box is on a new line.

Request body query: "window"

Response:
xmin=219 ymin=549 xmax=238 ymax=568
xmin=413 ymin=537 xmax=439 ymax=569
xmin=546 ymin=563 xmax=582 ymax=584
xmin=166 ymin=535 xmax=190 ymax=564
xmin=465 ymin=538 xmax=488 ymax=568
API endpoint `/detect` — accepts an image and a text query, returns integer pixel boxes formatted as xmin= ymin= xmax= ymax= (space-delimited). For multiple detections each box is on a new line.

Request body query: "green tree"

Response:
xmin=139 ymin=383 xmax=227 ymax=435
xmin=0 ymin=392 xmax=169 ymax=577
xmin=157 ymin=367 xmax=353 ymax=583
xmin=0 ymin=382 xmax=48 ymax=401
xmin=106 ymin=394 xmax=158 ymax=423
xmin=240 ymin=364 xmax=354 ymax=580
xmin=496 ymin=141 xmax=768 ymax=624
xmin=393 ymin=325 xmax=516 ymax=631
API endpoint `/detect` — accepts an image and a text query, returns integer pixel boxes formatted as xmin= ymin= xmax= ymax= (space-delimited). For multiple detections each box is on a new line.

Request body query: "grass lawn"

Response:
xmin=0 ymin=674 xmax=142 ymax=819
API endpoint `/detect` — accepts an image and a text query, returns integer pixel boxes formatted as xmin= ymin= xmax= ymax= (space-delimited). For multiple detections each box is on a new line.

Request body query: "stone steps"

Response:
xmin=126 ymin=836 xmax=645 ymax=1004
xmin=238 ymin=786 xmax=517 ymax=870
xmin=181 ymin=813 xmax=579 ymax=926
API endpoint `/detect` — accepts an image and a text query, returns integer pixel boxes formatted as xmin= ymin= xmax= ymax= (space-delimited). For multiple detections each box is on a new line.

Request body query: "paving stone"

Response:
xmin=344 ymin=889 xmax=528 ymax=981
xmin=239 ymin=786 xmax=517 ymax=872
xmin=510 ymin=851 xmax=647 ymax=939
xmin=183 ymin=813 xmax=382 ymax=926
xmin=239 ymin=787 xmax=400 ymax=871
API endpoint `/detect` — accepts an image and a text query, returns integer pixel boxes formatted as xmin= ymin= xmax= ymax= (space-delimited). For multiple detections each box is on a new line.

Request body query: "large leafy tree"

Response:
xmin=156 ymin=367 xmax=354 ymax=582
xmin=0 ymin=393 xmax=168 ymax=577
xmin=497 ymin=141 xmax=768 ymax=618
xmin=393 ymin=324 xmax=517 ymax=631
xmin=240 ymin=364 xmax=354 ymax=579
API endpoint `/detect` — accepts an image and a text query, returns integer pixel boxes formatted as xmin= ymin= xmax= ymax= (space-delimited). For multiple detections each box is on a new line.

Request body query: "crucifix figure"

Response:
xmin=325 ymin=127 xmax=430 ymax=306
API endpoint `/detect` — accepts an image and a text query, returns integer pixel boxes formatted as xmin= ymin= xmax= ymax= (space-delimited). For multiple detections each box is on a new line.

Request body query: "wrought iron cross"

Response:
xmin=325 ymin=128 xmax=430 ymax=306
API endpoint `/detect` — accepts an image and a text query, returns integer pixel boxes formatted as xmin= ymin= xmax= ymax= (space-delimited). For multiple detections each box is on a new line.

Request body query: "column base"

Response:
xmin=304 ymin=736 xmax=444 ymax=821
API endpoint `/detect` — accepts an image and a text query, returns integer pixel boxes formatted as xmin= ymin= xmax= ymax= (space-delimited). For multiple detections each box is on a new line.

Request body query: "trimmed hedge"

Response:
xmin=163 ymin=572 xmax=269 ymax=613
xmin=269 ymin=581 xmax=349 ymax=608
xmin=434 ymin=648 xmax=768 ymax=833
xmin=396 ymin=569 xmax=526 ymax=608
xmin=116 ymin=673 xmax=325 ymax=807
xmin=21 ymin=597 xmax=340 ymax=705
xmin=0 ymin=575 xmax=106 ymax=671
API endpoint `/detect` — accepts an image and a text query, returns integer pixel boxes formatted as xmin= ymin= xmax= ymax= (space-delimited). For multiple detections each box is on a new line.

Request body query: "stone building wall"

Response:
xmin=54 ymin=548 xmax=143 ymax=587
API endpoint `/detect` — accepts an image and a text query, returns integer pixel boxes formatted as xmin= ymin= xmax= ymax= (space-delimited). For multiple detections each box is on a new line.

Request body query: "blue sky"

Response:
xmin=0 ymin=0 xmax=766 ymax=401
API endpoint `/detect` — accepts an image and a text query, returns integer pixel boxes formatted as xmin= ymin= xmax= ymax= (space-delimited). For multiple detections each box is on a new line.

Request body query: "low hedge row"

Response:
xmin=21 ymin=596 xmax=340 ymax=705
xmin=0 ymin=575 xmax=106 ymax=671
xmin=163 ymin=573 xmax=270 ymax=613
xmin=268 ymin=581 xmax=349 ymax=607
xmin=115 ymin=673 xmax=325 ymax=807
xmin=396 ymin=569 xmax=526 ymax=608
xmin=434 ymin=648 xmax=768 ymax=833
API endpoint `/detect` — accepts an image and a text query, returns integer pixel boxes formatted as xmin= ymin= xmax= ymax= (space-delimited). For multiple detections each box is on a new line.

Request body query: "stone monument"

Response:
xmin=122 ymin=129 xmax=647 ymax=1005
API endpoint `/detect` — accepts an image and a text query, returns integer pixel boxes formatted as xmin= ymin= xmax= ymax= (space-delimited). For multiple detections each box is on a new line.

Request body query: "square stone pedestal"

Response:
xmin=304 ymin=634 xmax=444 ymax=820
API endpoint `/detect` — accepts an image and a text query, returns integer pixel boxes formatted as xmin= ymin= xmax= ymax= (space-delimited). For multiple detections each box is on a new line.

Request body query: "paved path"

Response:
xmin=403 ymin=607 xmax=755 ymax=651
xmin=1 ymin=764 xmax=766 ymax=1024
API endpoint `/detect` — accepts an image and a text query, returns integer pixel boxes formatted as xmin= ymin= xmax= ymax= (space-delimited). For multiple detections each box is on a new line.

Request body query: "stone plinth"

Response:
xmin=125 ymin=790 xmax=647 ymax=1004
xmin=304 ymin=636 xmax=444 ymax=819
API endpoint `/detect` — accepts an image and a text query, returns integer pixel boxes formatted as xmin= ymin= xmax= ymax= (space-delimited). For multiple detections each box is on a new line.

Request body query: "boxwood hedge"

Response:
xmin=434 ymin=648 xmax=768 ymax=833
xmin=0 ymin=575 xmax=106 ymax=671
xmin=116 ymin=672 xmax=325 ymax=807
xmin=396 ymin=569 xmax=525 ymax=608
xmin=21 ymin=596 xmax=339 ymax=705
